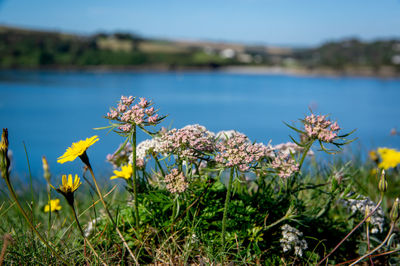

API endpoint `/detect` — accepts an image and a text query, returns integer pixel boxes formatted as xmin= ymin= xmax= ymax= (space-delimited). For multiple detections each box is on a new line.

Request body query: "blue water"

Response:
xmin=1 ymin=70 xmax=400 ymax=178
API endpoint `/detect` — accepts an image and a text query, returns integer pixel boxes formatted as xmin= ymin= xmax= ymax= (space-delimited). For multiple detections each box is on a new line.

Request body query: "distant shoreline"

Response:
xmin=220 ymin=66 xmax=400 ymax=79
xmin=1 ymin=65 xmax=399 ymax=79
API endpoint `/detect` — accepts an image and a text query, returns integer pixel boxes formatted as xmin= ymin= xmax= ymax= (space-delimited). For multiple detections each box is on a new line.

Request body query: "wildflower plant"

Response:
xmin=285 ymin=112 xmax=356 ymax=156
xmin=58 ymin=134 xmax=137 ymax=262
xmin=99 ymin=96 xmax=166 ymax=229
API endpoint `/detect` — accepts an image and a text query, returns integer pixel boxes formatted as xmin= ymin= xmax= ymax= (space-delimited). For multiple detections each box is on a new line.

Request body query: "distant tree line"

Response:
xmin=0 ymin=27 xmax=237 ymax=69
xmin=1 ymin=26 xmax=400 ymax=73
xmin=292 ymin=38 xmax=400 ymax=71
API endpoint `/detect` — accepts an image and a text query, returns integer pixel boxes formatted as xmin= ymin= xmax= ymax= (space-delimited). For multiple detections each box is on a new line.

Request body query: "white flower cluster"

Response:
xmin=137 ymin=137 xmax=164 ymax=159
xmin=128 ymin=137 xmax=164 ymax=165
xmin=341 ymin=195 xmax=385 ymax=234
xmin=280 ymin=224 xmax=308 ymax=257
xmin=272 ymin=142 xmax=314 ymax=157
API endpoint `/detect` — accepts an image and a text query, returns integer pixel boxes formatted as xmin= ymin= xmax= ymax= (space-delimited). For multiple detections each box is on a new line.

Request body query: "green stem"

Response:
xmin=84 ymin=165 xmax=139 ymax=265
xmin=130 ymin=126 xmax=140 ymax=229
xmin=86 ymin=163 xmax=139 ymax=265
xmin=222 ymin=167 xmax=235 ymax=247
xmin=47 ymin=184 xmax=52 ymax=238
xmin=23 ymin=142 xmax=35 ymax=211
xmin=297 ymin=140 xmax=314 ymax=173
xmin=171 ymin=195 xmax=177 ymax=223
xmin=70 ymin=204 xmax=107 ymax=266
xmin=366 ymin=222 xmax=374 ymax=265
xmin=5 ymin=179 xmax=69 ymax=265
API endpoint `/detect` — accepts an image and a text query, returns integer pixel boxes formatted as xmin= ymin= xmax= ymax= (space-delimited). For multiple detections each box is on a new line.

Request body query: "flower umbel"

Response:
xmin=57 ymin=135 xmax=99 ymax=164
xmin=215 ymin=131 xmax=269 ymax=172
xmin=303 ymin=114 xmax=340 ymax=143
xmin=105 ymin=95 xmax=164 ymax=133
xmin=44 ymin=199 xmax=62 ymax=212
xmin=164 ymin=169 xmax=188 ymax=193
xmin=110 ymin=165 xmax=132 ymax=180
xmin=270 ymin=153 xmax=299 ymax=179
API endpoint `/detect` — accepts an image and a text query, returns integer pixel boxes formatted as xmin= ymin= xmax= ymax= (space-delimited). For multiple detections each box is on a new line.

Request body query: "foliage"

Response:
xmin=1 ymin=97 xmax=400 ymax=265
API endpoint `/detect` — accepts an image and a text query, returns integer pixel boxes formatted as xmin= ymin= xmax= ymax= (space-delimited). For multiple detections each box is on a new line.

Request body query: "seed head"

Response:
xmin=390 ymin=198 xmax=400 ymax=223
xmin=0 ymin=129 xmax=10 ymax=180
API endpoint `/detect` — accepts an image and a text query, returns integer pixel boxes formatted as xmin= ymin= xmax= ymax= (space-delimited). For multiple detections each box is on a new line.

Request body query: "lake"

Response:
xmin=1 ymin=70 xmax=400 ymax=178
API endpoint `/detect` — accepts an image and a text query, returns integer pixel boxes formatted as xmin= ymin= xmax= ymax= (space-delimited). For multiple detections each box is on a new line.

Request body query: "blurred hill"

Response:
xmin=1 ymin=25 xmax=400 ymax=77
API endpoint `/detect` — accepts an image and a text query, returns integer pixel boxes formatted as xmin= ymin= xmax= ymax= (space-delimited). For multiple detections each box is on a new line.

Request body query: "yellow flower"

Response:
xmin=57 ymin=135 xmax=99 ymax=164
xmin=110 ymin=165 xmax=132 ymax=180
xmin=377 ymin=147 xmax=400 ymax=170
xmin=53 ymin=174 xmax=81 ymax=206
xmin=44 ymin=199 xmax=62 ymax=212
xmin=58 ymin=174 xmax=82 ymax=194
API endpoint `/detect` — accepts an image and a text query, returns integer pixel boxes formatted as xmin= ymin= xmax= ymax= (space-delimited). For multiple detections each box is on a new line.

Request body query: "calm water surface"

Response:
xmin=1 ymin=70 xmax=399 ymax=177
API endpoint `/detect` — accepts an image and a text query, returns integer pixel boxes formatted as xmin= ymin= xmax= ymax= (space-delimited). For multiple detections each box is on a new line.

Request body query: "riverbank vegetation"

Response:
xmin=1 ymin=95 xmax=400 ymax=264
xmin=1 ymin=25 xmax=400 ymax=77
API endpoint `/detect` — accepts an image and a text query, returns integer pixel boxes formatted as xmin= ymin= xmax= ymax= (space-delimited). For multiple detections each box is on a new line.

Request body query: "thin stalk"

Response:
xmin=86 ymin=164 xmax=139 ymax=265
xmin=70 ymin=204 xmax=108 ymax=266
xmin=222 ymin=167 xmax=234 ymax=247
xmin=297 ymin=140 xmax=314 ymax=173
xmin=4 ymin=179 xmax=69 ymax=265
xmin=47 ymin=184 xmax=52 ymax=237
xmin=350 ymin=222 xmax=396 ymax=266
xmin=337 ymin=248 xmax=400 ymax=265
xmin=130 ymin=127 xmax=139 ymax=228
xmin=366 ymin=222 xmax=374 ymax=265
xmin=171 ymin=195 xmax=177 ymax=223
xmin=23 ymin=142 xmax=35 ymax=210
xmin=317 ymin=192 xmax=384 ymax=265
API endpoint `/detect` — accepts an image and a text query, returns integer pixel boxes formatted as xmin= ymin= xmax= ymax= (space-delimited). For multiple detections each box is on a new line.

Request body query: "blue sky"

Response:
xmin=0 ymin=0 xmax=399 ymax=46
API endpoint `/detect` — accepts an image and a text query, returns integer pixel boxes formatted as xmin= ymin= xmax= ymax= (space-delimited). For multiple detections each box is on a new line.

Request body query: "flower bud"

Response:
xmin=0 ymin=128 xmax=10 ymax=180
xmin=390 ymin=198 xmax=400 ymax=223
xmin=42 ymin=156 xmax=51 ymax=182
xmin=378 ymin=170 xmax=387 ymax=193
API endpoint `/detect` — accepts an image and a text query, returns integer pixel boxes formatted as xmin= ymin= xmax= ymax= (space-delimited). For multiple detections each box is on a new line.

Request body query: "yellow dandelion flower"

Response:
xmin=53 ymin=174 xmax=81 ymax=206
xmin=44 ymin=199 xmax=62 ymax=212
xmin=110 ymin=165 xmax=132 ymax=180
xmin=58 ymin=174 xmax=82 ymax=194
xmin=57 ymin=135 xmax=99 ymax=164
xmin=377 ymin=147 xmax=400 ymax=170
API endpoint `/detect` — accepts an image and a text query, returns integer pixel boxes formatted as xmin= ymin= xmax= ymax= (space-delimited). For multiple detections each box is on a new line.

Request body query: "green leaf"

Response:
xmin=283 ymin=121 xmax=306 ymax=134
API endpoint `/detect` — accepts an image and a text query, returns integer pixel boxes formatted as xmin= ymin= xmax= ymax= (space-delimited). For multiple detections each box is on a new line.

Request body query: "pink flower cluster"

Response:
xmin=159 ymin=125 xmax=215 ymax=161
xmin=303 ymin=114 xmax=340 ymax=143
xmin=106 ymin=96 xmax=161 ymax=132
xmin=164 ymin=168 xmax=188 ymax=193
xmin=215 ymin=131 xmax=269 ymax=172
xmin=270 ymin=153 xmax=299 ymax=179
